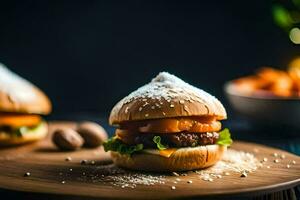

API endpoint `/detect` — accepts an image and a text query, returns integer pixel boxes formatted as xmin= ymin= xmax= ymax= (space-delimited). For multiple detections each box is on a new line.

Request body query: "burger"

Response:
xmin=0 ymin=64 xmax=51 ymax=146
xmin=104 ymin=72 xmax=232 ymax=171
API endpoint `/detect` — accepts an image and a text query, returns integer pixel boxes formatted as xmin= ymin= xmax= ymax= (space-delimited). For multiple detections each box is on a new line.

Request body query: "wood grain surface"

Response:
xmin=0 ymin=121 xmax=299 ymax=200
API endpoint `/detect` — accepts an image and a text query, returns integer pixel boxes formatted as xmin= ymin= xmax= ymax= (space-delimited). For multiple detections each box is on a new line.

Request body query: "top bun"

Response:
xmin=0 ymin=63 xmax=51 ymax=115
xmin=109 ymin=72 xmax=226 ymax=125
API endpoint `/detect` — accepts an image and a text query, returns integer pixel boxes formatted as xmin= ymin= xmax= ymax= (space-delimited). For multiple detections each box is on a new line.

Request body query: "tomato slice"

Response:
xmin=0 ymin=114 xmax=41 ymax=127
xmin=120 ymin=116 xmax=221 ymax=133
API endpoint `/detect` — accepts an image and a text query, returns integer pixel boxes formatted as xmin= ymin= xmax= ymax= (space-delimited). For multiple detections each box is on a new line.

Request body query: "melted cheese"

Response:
xmin=142 ymin=148 xmax=177 ymax=158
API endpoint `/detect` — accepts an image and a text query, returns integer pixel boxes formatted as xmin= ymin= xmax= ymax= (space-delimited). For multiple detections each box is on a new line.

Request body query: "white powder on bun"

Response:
xmin=0 ymin=63 xmax=36 ymax=102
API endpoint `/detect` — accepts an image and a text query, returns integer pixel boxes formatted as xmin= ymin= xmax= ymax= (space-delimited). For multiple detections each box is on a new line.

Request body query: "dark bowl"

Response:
xmin=224 ymin=81 xmax=300 ymax=129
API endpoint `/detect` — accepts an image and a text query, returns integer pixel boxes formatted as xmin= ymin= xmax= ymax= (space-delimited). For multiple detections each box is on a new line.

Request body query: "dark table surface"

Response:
xmin=1 ymin=113 xmax=300 ymax=200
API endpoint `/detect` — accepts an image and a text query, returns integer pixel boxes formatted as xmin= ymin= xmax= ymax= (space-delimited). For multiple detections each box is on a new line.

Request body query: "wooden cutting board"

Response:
xmin=0 ymin=121 xmax=299 ymax=200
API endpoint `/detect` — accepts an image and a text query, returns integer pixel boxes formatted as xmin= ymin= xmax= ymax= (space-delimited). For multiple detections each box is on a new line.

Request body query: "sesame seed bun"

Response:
xmin=109 ymin=72 xmax=226 ymax=125
xmin=111 ymin=144 xmax=226 ymax=172
xmin=0 ymin=121 xmax=48 ymax=146
xmin=0 ymin=64 xmax=51 ymax=115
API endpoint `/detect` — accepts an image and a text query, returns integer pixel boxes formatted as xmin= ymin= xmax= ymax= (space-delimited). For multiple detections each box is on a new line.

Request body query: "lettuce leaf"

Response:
xmin=217 ymin=128 xmax=233 ymax=146
xmin=153 ymin=136 xmax=168 ymax=150
xmin=103 ymin=137 xmax=143 ymax=155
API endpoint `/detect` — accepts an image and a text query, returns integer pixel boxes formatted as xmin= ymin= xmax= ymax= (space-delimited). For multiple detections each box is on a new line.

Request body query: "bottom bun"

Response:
xmin=111 ymin=144 xmax=226 ymax=172
xmin=0 ymin=122 xmax=48 ymax=146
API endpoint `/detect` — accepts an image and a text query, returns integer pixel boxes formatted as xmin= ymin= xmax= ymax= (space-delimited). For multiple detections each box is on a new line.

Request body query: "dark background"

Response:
xmin=0 ymin=0 xmax=298 ymax=118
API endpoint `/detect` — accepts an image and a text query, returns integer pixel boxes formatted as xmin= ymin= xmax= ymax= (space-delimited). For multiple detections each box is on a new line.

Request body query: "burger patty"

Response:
xmin=133 ymin=132 xmax=219 ymax=148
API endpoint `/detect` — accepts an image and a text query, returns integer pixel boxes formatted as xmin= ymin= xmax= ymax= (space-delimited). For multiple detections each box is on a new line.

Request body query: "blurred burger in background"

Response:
xmin=0 ymin=63 xmax=51 ymax=146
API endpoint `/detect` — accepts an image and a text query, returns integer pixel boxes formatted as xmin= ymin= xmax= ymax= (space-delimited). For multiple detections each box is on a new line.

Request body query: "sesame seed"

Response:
xmin=162 ymin=112 xmax=166 ymax=116
xmin=139 ymin=107 xmax=142 ymax=111
xmin=273 ymin=153 xmax=278 ymax=157
xmin=292 ymin=160 xmax=296 ymax=164
xmin=175 ymin=178 xmax=181 ymax=181
xmin=267 ymin=166 xmax=271 ymax=169
xmin=187 ymin=180 xmax=193 ymax=183
xmin=224 ymin=172 xmax=230 ymax=176
xmin=81 ymin=160 xmax=87 ymax=165
xmin=61 ymin=181 xmax=66 ymax=184
xmin=125 ymin=107 xmax=129 ymax=113
xmin=280 ymin=154 xmax=286 ymax=159
xmin=171 ymin=186 xmax=176 ymax=190
xmin=91 ymin=160 xmax=95 ymax=165
xmin=24 ymin=172 xmax=30 ymax=177
xmin=69 ymin=168 xmax=73 ymax=171
xmin=170 ymin=104 xmax=174 ymax=108
xmin=65 ymin=157 xmax=72 ymax=161
xmin=263 ymin=158 xmax=268 ymax=162
xmin=145 ymin=114 xmax=149 ymax=117
xmin=241 ymin=172 xmax=248 ymax=177
xmin=208 ymin=178 xmax=213 ymax=182
xmin=287 ymin=164 xmax=291 ymax=168
xmin=179 ymin=100 xmax=185 ymax=104
xmin=216 ymin=175 xmax=222 ymax=178
xmin=274 ymin=159 xmax=279 ymax=163
xmin=172 ymin=172 xmax=179 ymax=176
xmin=173 ymin=181 xmax=177 ymax=184
xmin=151 ymin=106 xmax=155 ymax=109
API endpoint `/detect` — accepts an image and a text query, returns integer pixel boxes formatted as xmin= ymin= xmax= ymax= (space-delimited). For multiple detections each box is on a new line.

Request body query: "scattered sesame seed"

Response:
xmin=187 ymin=180 xmax=193 ymax=184
xmin=162 ymin=112 xmax=166 ymax=116
xmin=274 ymin=159 xmax=279 ymax=163
xmin=182 ymin=173 xmax=187 ymax=176
xmin=175 ymin=178 xmax=181 ymax=182
xmin=81 ymin=160 xmax=87 ymax=165
xmin=145 ymin=114 xmax=149 ymax=117
xmin=267 ymin=166 xmax=271 ymax=169
xmin=273 ymin=153 xmax=278 ymax=157
xmin=292 ymin=160 xmax=296 ymax=164
xmin=208 ymin=178 xmax=213 ymax=182
xmin=179 ymin=100 xmax=185 ymax=104
xmin=170 ymin=104 xmax=175 ymax=108
xmin=224 ymin=172 xmax=230 ymax=176
xmin=172 ymin=172 xmax=179 ymax=176
xmin=65 ymin=157 xmax=72 ymax=161
xmin=280 ymin=154 xmax=286 ymax=159
xmin=139 ymin=107 xmax=143 ymax=112
xmin=287 ymin=164 xmax=291 ymax=168
xmin=151 ymin=106 xmax=155 ymax=109
xmin=24 ymin=172 xmax=30 ymax=177
xmin=171 ymin=186 xmax=176 ymax=190
xmin=91 ymin=160 xmax=95 ymax=165
xmin=173 ymin=181 xmax=177 ymax=184
xmin=69 ymin=168 xmax=73 ymax=171
xmin=263 ymin=158 xmax=268 ymax=162
xmin=61 ymin=181 xmax=66 ymax=184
